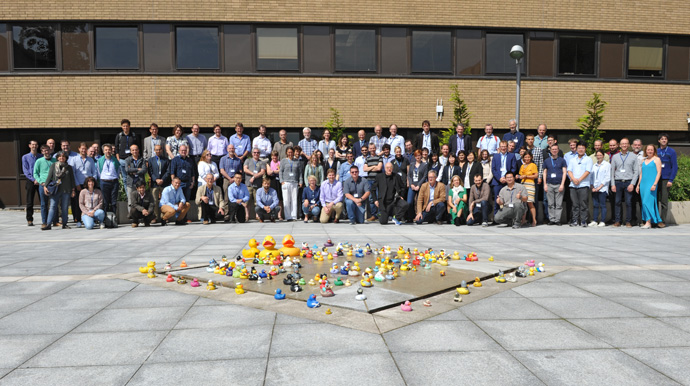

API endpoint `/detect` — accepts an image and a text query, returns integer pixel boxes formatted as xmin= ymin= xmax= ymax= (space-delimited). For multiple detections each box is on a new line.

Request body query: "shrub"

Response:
xmin=670 ymin=154 xmax=690 ymax=202
xmin=439 ymin=84 xmax=472 ymax=146
xmin=577 ymin=93 xmax=607 ymax=154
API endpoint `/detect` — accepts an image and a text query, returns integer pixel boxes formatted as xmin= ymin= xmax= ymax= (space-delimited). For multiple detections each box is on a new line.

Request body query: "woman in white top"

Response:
xmin=589 ymin=150 xmax=611 ymax=227
xmin=318 ymin=129 xmax=336 ymax=156
xmin=197 ymin=150 xmax=220 ymax=186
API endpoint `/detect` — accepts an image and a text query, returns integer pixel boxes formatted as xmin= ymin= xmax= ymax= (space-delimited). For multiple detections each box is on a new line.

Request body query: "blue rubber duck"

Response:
xmin=307 ymin=294 xmax=321 ymax=308
xmin=259 ymin=270 xmax=268 ymax=278
xmin=274 ymin=289 xmax=286 ymax=300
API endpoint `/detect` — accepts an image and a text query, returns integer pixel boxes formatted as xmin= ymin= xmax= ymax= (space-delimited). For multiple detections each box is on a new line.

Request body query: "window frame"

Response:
xmin=93 ymin=24 xmax=142 ymax=71
xmin=255 ymin=25 xmax=300 ymax=72
xmin=333 ymin=27 xmax=378 ymax=73
xmin=626 ymin=35 xmax=666 ymax=79
xmin=556 ymin=33 xmax=597 ymax=77
xmin=10 ymin=23 xmax=60 ymax=71
xmin=484 ymin=31 xmax=526 ymax=75
xmin=174 ymin=25 xmax=222 ymax=71
xmin=410 ymin=28 xmax=454 ymax=74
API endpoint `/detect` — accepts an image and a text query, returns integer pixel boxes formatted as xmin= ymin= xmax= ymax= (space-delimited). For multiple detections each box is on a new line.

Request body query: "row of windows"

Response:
xmin=1 ymin=23 xmax=689 ymax=80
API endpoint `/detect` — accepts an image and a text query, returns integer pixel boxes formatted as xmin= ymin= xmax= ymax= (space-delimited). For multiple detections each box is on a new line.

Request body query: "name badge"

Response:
xmin=311 ymin=199 xmax=316 ymax=204
xmin=254 ymin=169 xmax=258 ymax=173
xmin=354 ymin=193 xmax=359 ymax=198
xmin=620 ymin=169 xmax=625 ymax=173
xmin=513 ymin=139 xmax=518 ymax=143
xmin=662 ymin=164 xmax=666 ymax=168
xmin=476 ymin=203 xmax=481 ymax=208
xmin=508 ymin=203 xmax=514 ymax=208
xmin=289 ymin=173 xmax=294 ymax=177
xmin=125 ymin=149 xmax=131 ymax=154
xmin=230 ymin=169 xmax=235 ymax=174
xmin=181 ymin=169 xmax=187 ymax=174
xmin=398 ymin=172 xmax=402 ymax=177
xmin=550 ymin=173 xmax=556 ymax=178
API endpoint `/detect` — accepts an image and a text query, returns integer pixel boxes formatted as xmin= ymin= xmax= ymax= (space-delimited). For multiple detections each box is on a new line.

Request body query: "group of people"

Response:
xmin=22 ymin=118 xmax=678 ymax=230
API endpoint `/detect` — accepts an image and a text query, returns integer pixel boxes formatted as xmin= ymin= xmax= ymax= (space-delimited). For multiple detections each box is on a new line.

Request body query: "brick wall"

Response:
xmin=3 ymin=1 xmax=689 ymax=35
xmin=1 ymin=76 xmax=687 ymax=132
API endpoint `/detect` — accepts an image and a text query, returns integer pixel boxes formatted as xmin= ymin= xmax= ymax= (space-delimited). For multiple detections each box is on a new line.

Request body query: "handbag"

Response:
xmin=45 ymin=180 xmax=60 ymax=196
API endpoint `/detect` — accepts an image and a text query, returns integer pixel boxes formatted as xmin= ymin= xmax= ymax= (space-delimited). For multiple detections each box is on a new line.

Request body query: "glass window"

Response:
xmin=304 ymin=26 xmax=330 ymax=73
xmin=486 ymin=33 xmax=525 ymax=74
xmin=62 ymin=23 xmax=90 ymax=71
xmin=335 ymin=29 xmax=376 ymax=72
xmin=380 ymin=28 xmax=407 ymax=74
xmin=224 ymin=24 xmax=252 ymax=72
xmin=628 ymin=37 xmax=663 ymax=77
xmin=95 ymin=26 xmax=139 ymax=69
xmin=12 ymin=25 xmax=56 ymax=69
xmin=0 ymin=24 xmax=8 ymax=72
xmin=176 ymin=27 xmax=219 ymax=70
xmin=256 ymin=27 xmax=298 ymax=71
xmin=529 ymin=32 xmax=554 ymax=77
xmin=600 ymin=34 xmax=624 ymax=78
xmin=143 ymin=24 xmax=172 ymax=72
xmin=667 ymin=36 xmax=690 ymax=81
xmin=411 ymin=30 xmax=451 ymax=73
xmin=558 ymin=35 xmax=595 ymax=75
xmin=456 ymin=29 xmax=481 ymax=75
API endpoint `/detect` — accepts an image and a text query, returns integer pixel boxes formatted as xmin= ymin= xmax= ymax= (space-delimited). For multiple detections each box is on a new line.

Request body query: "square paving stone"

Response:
xmin=275 ymin=313 xmax=320 ymax=324
xmin=107 ymin=289 xmax=199 ymax=308
xmin=512 ymin=349 xmax=677 ymax=386
xmin=393 ymin=351 xmax=543 ymax=385
xmin=128 ymin=358 xmax=266 ymax=386
xmin=175 ymin=305 xmax=276 ymax=329
xmin=530 ymin=297 xmax=644 ymax=319
xmin=569 ymin=318 xmax=690 ymax=348
xmin=604 ymin=270 xmax=686 ymax=283
xmin=23 ymin=331 xmax=168 ymax=367
xmin=22 ymin=292 xmax=124 ymax=312
xmin=610 ymin=296 xmax=690 ymax=317
xmin=639 ymin=281 xmax=690 ymax=297
xmin=0 ymin=294 xmax=43 ymax=314
xmin=147 ymin=326 xmax=272 ymax=363
xmin=549 ymin=269 xmax=625 ymax=284
xmin=659 ymin=317 xmax=690 ymax=334
xmin=0 ymin=309 xmax=96 ymax=335
xmin=265 ymin=353 xmax=404 ymax=386
xmin=384 ymin=321 xmax=500 ymax=352
xmin=426 ymin=308 xmax=468 ymax=321
xmin=75 ymin=307 xmax=189 ymax=332
xmin=0 ymin=365 xmax=139 ymax=386
xmin=270 ymin=323 xmax=387 ymax=357
xmin=512 ymin=282 xmax=596 ymax=298
xmin=475 ymin=320 xmax=610 ymax=350
xmin=1 ymin=281 xmax=75 ymax=295
xmin=623 ymin=347 xmax=690 ymax=385
xmin=459 ymin=297 xmax=559 ymax=320
xmin=573 ymin=282 xmax=664 ymax=297
xmin=0 ymin=334 xmax=62 ymax=368
xmin=59 ymin=279 xmax=139 ymax=293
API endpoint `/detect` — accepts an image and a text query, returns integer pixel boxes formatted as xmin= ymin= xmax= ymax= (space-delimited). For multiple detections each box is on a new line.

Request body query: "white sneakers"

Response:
xmin=588 ymin=221 xmax=598 ymax=227
xmin=598 ymin=222 xmax=606 ymax=227
xmin=99 ymin=223 xmax=106 ymax=229
xmin=589 ymin=221 xmax=606 ymax=227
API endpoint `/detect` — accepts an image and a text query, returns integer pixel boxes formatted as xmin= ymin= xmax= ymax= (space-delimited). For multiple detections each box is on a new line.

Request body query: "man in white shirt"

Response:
xmin=386 ymin=124 xmax=405 ymax=156
xmin=252 ymin=124 xmax=272 ymax=161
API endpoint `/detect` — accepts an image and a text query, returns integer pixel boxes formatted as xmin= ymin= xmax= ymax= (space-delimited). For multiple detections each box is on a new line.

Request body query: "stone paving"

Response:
xmin=1 ymin=210 xmax=689 ymax=385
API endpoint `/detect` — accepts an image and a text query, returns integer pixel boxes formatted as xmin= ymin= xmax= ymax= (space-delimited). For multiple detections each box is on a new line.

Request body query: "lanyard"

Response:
xmin=90 ymin=191 xmax=94 ymax=208
xmin=577 ymin=156 xmax=584 ymax=165
xmin=550 ymin=157 xmax=558 ymax=169
xmin=509 ymin=189 xmax=514 ymax=203
xmin=658 ymin=148 xmax=667 ymax=160
xmin=594 ymin=162 xmax=602 ymax=181
xmin=619 ymin=152 xmax=629 ymax=166
xmin=105 ymin=159 xmax=112 ymax=173
xmin=483 ymin=136 xmax=493 ymax=149
xmin=80 ymin=157 xmax=88 ymax=170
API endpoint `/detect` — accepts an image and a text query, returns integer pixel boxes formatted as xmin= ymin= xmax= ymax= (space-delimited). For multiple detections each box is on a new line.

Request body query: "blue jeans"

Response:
xmin=466 ymin=200 xmax=489 ymax=225
xmin=82 ymin=209 xmax=105 ymax=229
xmin=100 ymin=179 xmax=119 ymax=213
xmin=180 ymin=183 xmax=192 ymax=202
xmin=48 ymin=191 xmax=70 ymax=226
xmin=416 ymin=202 xmax=446 ymax=224
xmin=302 ymin=204 xmax=321 ymax=219
xmin=345 ymin=198 xmax=366 ymax=223
xmin=492 ymin=183 xmax=505 ymax=214
xmin=614 ymin=180 xmax=633 ymax=223
xmin=38 ymin=185 xmax=50 ymax=225
xmin=366 ymin=179 xmax=378 ymax=217
xmin=592 ymin=191 xmax=607 ymax=222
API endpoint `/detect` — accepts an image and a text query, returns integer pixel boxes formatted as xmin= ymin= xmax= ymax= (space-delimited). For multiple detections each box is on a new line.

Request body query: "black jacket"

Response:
xmin=413 ymin=132 xmax=440 ymax=156
xmin=130 ymin=190 xmax=155 ymax=213
xmin=371 ymin=172 xmax=406 ymax=206
xmin=448 ymin=134 xmax=473 ymax=156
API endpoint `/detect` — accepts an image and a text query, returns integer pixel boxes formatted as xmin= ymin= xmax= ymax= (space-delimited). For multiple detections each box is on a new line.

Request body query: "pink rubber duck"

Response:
xmin=400 ymin=300 xmax=412 ymax=312
xmin=525 ymin=260 xmax=535 ymax=267
xmin=190 ymin=278 xmax=200 ymax=287
xmin=166 ymin=274 xmax=174 ymax=282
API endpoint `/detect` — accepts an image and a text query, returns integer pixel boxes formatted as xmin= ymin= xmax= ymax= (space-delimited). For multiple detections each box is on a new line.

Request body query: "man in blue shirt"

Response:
xmin=97 ymin=144 xmax=120 ymax=213
xmin=298 ymin=127 xmax=318 ymax=157
xmin=503 ymin=119 xmax=524 ymax=153
xmin=657 ymin=133 xmax=678 ymax=223
xmin=567 ymin=142 xmax=593 ymax=227
xmin=169 ymin=145 xmax=196 ymax=201
xmin=219 ymin=144 xmax=242 ymax=201
xmin=337 ymin=151 xmax=355 ymax=183
xmin=160 ymin=177 xmax=191 ymax=226
xmin=229 ymin=122 xmax=251 ymax=162
xmin=147 ymin=144 xmax=170 ymax=223
xmin=22 ymin=140 xmax=40 ymax=226
xmin=227 ymin=172 xmax=250 ymax=223
xmin=490 ymin=141 xmax=517 ymax=215
xmin=69 ymin=142 xmax=98 ymax=227
xmin=255 ymin=177 xmax=280 ymax=222
xmin=542 ymin=144 xmax=567 ymax=225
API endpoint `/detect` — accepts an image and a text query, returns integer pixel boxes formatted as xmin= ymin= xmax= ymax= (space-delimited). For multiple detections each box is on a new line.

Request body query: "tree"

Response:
xmin=577 ymin=93 xmax=607 ymax=154
xmin=322 ymin=108 xmax=348 ymax=142
xmin=440 ymin=84 xmax=472 ymax=146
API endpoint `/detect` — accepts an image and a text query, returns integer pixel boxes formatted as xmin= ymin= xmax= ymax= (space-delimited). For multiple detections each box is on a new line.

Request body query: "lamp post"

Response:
xmin=510 ymin=45 xmax=524 ymax=132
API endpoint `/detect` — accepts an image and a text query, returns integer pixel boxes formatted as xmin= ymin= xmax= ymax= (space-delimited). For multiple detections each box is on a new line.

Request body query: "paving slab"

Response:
xmin=604 ymin=269 xmax=687 ymax=283
xmin=511 ymin=281 xmax=596 ymax=298
xmin=530 ymin=297 xmax=645 ymax=319
xmin=609 ymin=296 xmax=690 ymax=317
xmin=383 ymin=320 xmax=500 ymax=352
xmin=58 ymin=279 xmax=139 ymax=293
xmin=0 ymin=280 xmax=75 ymax=295
xmin=569 ymin=318 xmax=690 ymax=348
xmin=638 ymin=281 xmax=690 ymax=297
xmin=175 ymin=304 xmax=276 ymax=328
xmin=475 ymin=320 xmax=611 ymax=350
xmin=128 ymin=358 xmax=267 ymax=386
xmin=0 ymin=334 xmax=62 ymax=368
xmin=623 ymin=347 xmax=690 ymax=385
xmin=74 ymin=306 xmax=189 ymax=332
xmin=0 ymin=365 xmax=139 ymax=386
xmin=106 ymin=289 xmax=199 ymax=309
xmin=22 ymin=292 xmax=124 ymax=312
xmin=0 ymin=309 xmax=96 ymax=335
xmin=459 ymin=296 xmax=559 ymax=320
xmin=573 ymin=282 xmax=665 ymax=297
xmin=269 ymin=323 xmax=387 ymax=357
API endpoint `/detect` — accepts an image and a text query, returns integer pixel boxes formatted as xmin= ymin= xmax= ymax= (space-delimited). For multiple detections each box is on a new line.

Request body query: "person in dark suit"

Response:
xmin=147 ymin=144 xmax=171 ymax=223
xmin=372 ymin=162 xmax=409 ymax=225
xmin=352 ymin=130 xmax=368 ymax=159
xmin=413 ymin=120 xmax=440 ymax=156
xmin=461 ymin=151 xmax=483 ymax=188
xmin=448 ymin=123 xmax=473 ymax=157
xmin=129 ymin=182 xmax=156 ymax=227
xmin=490 ymin=141 xmax=517 ymax=215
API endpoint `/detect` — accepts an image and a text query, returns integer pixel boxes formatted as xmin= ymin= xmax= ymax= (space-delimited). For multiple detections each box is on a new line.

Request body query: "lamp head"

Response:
xmin=509 ymin=45 xmax=524 ymax=60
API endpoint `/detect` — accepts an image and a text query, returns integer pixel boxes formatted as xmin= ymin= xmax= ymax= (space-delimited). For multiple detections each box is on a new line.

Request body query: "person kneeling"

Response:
xmin=79 ymin=176 xmax=106 ymax=229
xmin=466 ymin=174 xmax=490 ymax=227
xmin=415 ymin=170 xmax=446 ymax=225
xmin=372 ymin=162 xmax=409 ymax=225
xmin=319 ymin=169 xmax=343 ymax=223
xmin=160 ymin=177 xmax=191 ymax=226
xmin=494 ymin=172 xmax=528 ymax=229
xmin=255 ymin=177 xmax=281 ymax=222
xmin=129 ymin=182 xmax=156 ymax=227
xmin=196 ymin=173 xmax=226 ymax=225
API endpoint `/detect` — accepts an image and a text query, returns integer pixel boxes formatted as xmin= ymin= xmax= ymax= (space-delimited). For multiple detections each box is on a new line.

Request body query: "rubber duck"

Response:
xmin=213 ymin=266 xmax=221 ymax=275
xmin=316 ymin=254 xmax=323 ymax=262
xmin=283 ymin=275 xmax=295 ymax=285
xmin=274 ymin=289 xmax=286 ymax=300
xmin=324 ymin=239 xmax=334 ymax=247
xmin=164 ymin=262 xmax=172 ymax=271
xmin=374 ymin=271 xmax=386 ymax=282
xmin=139 ymin=261 xmax=156 ymax=274
xmin=365 ymin=244 xmax=373 ymax=255
xmin=278 ymin=234 xmax=301 ymax=257
xmin=259 ymin=236 xmax=281 ymax=259
xmin=346 ymin=249 xmax=353 ymax=258
xmin=232 ymin=268 xmax=241 ymax=278
xmin=529 ymin=267 xmax=535 ymax=276
xmin=400 ymin=264 xmax=409 ymax=271
xmin=516 ymin=265 xmax=527 ymax=277
xmin=147 ymin=268 xmax=156 ymax=278
xmin=355 ymin=288 xmax=367 ymax=301
xmin=452 ymin=251 xmax=461 ymax=260
xmin=330 ymin=264 xmax=340 ymax=274
xmin=166 ymin=274 xmax=174 ymax=282
xmin=206 ymin=259 xmax=216 ymax=273
xmin=400 ymin=301 xmax=412 ymax=312
xmin=495 ymin=270 xmax=507 ymax=283
xmin=454 ymin=293 xmax=462 ymax=302
xmin=488 ymin=256 xmax=494 ymax=262
xmin=259 ymin=270 xmax=268 ymax=278
xmin=239 ymin=268 xmax=249 ymax=279
xmin=298 ymin=278 xmax=306 ymax=286
xmin=466 ymin=252 xmax=478 ymax=262
xmin=537 ymin=262 xmax=545 ymax=272
xmin=320 ymin=285 xmax=335 ymax=297
xmin=190 ymin=278 xmax=200 ymax=287
xmin=351 ymin=262 xmax=361 ymax=272
xmin=457 ymin=281 xmax=470 ymax=295
xmin=438 ymin=258 xmax=449 ymax=266
xmin=348 ymin=269 xmax=359 ymax=277
xmin=525 ymin=259 xmax=535 ymax=267
xmin=423 ymin=262 xmax=432 ymax=270
xmin=235 ymin=284 xmax=245 ymax=294
xmin=440 ymin=270 xmax=446 ymax=277
xmin=473 ymin=277 xmax=482 ymax=287
xmin=180 ymin=260 xmax=187 ymax=268
xmin=306 ymin=279 xmax=315 ymax=286
xmin=385 ymin=272 xmax=395 ymax=280
xmin=248 ymin=273 xmax=258 ymax=281
xmin=325 ymin=308 xmax=332 ymax=315
xmin=506 ymin=272 xmax=517 ymax=282
xmin=355 ymin=249 xmax=364 ymax=258
xmin=241 ymin=238 xmax=260 ymax=258
xmin=207 ymin=280 xmax=216 ymax=290
xmin=307 ymin=294 xmax=321 ymax=308
xmin=411 ymin=266 xmax=418 ymax=272
xmin=412 ymin=256 xmax=421 ymax=266
xmin=269 ymin=266 xmax=278 ymax=276
xmin=334 ymin=277 xmax=344 ymax=286
xmin=360 ymin=278 xmax=373 ymax=287
xmin=327 ymin=253 xmax=334 ymax=261
xmin=290 ymin=283 xmax=302 ymax=292
xmin=177 ymin=276 xmax=187 ymax=284
xmin=257 ymin=277 xmax=263 ymax=284
xmin=423 ymin=300 xmax=432 ymax=307
xmin=344 ymin=279 xmax=352 ymax=286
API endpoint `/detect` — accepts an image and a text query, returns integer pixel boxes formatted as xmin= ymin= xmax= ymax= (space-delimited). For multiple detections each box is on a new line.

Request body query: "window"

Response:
xmin=600 ymin=34 xmax=624 ymax=78
xmin=628 ymin=37 xmax=663 ymax=77
xmin=456 ymin=29 xmax=481 ymax=75
xmin=0 ymin=24 xmax=8 ymax=71
xmin=303 ymin=26 xmax=330 ymax=73
xmin=380 ymin=28 xmax=407 ymax=74
xmin=176 ymin=27 xmax=219 ymax=70
xmin=666 ymin=36 xmax=690 ymax=81
xmin=12 ymin=25 xmax=56 ymax=69
xmin=335 ymin=29 xmax=376 ymax=72
xmin=224 ymin=24 xmax=252 ymax=72
xmin=62 ymin=23 xmax=90 ymax=71
xmin=95 ymin=26 xmax=139 ymax=69
xmin=411 ymin=30 xmax=451 ymax=73
xmin=256 ymin=27 xmax=298 ymax=71
xmin=486 ymin=33 xmax=525 ymax=74
xmin=529 ymin=32 xmax=554 ymax=76
xmin=558 ymin=35 xmax=595 ymax=75
xmin=143 ymin=24 xmax=172 ymax=72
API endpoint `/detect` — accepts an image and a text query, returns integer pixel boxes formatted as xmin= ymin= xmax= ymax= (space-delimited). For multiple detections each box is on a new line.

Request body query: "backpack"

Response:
xmin=104 ymin=211 xmax=118 ymax=228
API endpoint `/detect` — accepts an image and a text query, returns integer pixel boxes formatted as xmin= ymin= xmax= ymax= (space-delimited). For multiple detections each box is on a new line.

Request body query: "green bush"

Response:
xmin=670 ymin=154 xmax=690 ymax=202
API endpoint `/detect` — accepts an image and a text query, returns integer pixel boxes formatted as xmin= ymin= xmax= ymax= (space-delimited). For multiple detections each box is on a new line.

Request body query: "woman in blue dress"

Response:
xmin=636 ymin=144 xmax=664 ymax=229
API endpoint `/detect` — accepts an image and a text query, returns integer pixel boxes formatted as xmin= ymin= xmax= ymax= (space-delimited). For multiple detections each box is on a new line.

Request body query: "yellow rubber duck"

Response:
xmin=147 ymin=268 xmax=156 ymax=278
xmin=352 ymin=262 xmax=361 ymax=272
xmin=242 ymin=239 xmax=260 ymax=259
xmin=452 ymin=251 xmax=461 ymax=260
xmin=400 ymin=264 xmax=409 ymax=271
xmin=259 ymin=236 xmax=281 ymax=259
xmin=139 ymin=261 xmax=156 ymax=274
xmin=235 ymin=284 xmax=245 ymax=294
xmin=278 ymin=235 xmax=301 ymax=257
xmin=239 ymin=268 xmax=248 ymax=279
xmin=457 ymin=286 xmax=470 ymax=295
xmin=438 ymin=257 xmax=449 ymax=266
xmin=207 ymin=280 xmax=216 ymax=290
xmin=327 ymin=253 xmax=334 ymax=260
xmin=488 ymin=256 xmax=494 ymax=262
xmin=473 ymin=277 xmax=482 ymax=287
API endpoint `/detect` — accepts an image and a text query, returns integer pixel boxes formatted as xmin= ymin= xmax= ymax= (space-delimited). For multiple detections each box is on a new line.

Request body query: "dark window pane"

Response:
xmin=304 ymin=26 xmax=330 ymax=73
xmin=224 ymin=24 xmax=252 ymax=72
xmin=628 ymin=37 xmax=663 ymax=77
xmin=335 ymin=29 xmax=376 ymax=72
xmin=176 ymin=27 xmax=219 ymax=70
xmin=62 ymin=23 xmax=90 ymax=71
xmin=600 ymin=34 xmax=624 ymax=78
xmin=95 ymin=26 xmax=139 ymax=69
xmin=380 ymin=28 xmax=407 ymax=74
xmin=256 ymin=27 xmax=298 ymax=71
xmin=0 ymin=24 xmax=7 ymax=71
xmin=12 ymin=25 xmax=56 ymax=69
xmin=486 ymin=33 xmax=525 ymax=74
xmin=558 ymin=35 xmax=595 ymax=75
xmin=143 ymin=24 xmax=171 ymax=72
xmin=529 ymin=36 xmax=554 ymax=76
xmin=667 ymin=36 xmax=690 ymax=81
xmin=411 ymin=30 xmax=451 ymax=73
xmin=456 ymin=29 xmax=481 ymax=75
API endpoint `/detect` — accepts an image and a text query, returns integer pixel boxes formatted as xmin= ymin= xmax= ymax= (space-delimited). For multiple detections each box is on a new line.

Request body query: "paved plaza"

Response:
xmin=0 ymin=210 xmax=689 ymax=385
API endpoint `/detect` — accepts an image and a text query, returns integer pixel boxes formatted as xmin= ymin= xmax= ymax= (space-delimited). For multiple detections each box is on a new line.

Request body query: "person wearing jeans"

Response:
xmin=33 ymin=145 xmax=56 ymax=227
xmin=590 ymin=150 xmax=611 ymax=226
xmin=44 ymin=151 xmax=77 ymax=230
xmin=343 ymin=166 xmax=370 ymax=224
xmin=301 ymin=175 xmax=321 ymax=223
xmin=97 ymin=144 xmax=120 ymax=213
xmin=610 ymin=138 xmax=639 ymax=227
xmin=542 ymin=143 xmax=568 ymax=225
xmin=415 ymin=170 xmax=447 ymax=225
xmin=566 ymin=142 xmax=593 ymax=227
xmin=466 ymin=174 xmax=491 ymax=226
xmin=79 ymin=176 xmax=105 ymax=230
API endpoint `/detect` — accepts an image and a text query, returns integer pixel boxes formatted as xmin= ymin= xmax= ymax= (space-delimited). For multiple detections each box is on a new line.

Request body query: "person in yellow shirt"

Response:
xmin=517 ymin=152 xmax=539 ymax=227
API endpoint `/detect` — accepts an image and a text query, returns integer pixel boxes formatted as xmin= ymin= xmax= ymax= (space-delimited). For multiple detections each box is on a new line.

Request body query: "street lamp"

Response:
xmin=510 ymin=45 xmax=524 ymax=132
